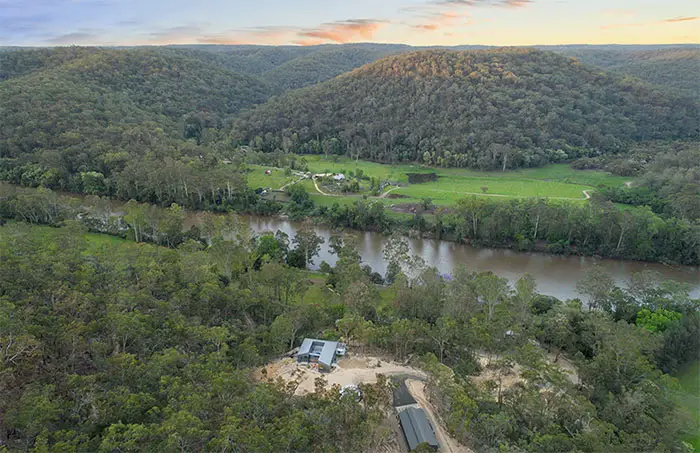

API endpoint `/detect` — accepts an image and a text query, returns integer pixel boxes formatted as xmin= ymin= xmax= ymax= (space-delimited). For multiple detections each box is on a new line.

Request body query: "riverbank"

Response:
xmin=2 ymin=182 xmax=699 ymax=300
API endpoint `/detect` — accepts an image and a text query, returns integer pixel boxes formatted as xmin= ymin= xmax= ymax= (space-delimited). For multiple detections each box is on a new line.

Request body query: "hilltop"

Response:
xmin=232 ymin=48 xmax=698 ymax=170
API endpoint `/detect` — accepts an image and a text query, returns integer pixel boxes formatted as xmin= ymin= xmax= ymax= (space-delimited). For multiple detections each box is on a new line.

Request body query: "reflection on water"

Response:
xmin=192 ymin=213 xmax=700 ymax=301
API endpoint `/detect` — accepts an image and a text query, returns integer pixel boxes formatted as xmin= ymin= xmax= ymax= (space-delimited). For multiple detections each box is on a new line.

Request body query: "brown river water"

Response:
xmin=190 ymin=213 xmax=700 ymax=301
xmin=27 ymin=186 xmax=697 ymax=301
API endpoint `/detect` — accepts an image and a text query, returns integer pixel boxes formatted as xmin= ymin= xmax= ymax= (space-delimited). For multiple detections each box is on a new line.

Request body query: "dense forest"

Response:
xmin=168 ymin=43 xmax=700 ymax=96
xmin=547 ymin=46 xmax=700 ymax=101
xmin=1 ymin=214 xmax=698 ymax=451
xmin=231 ymin=49 xmax=698 ymax=170
xmin=591 ymin=143 xmax=700 ymax=223
xmin=0 ymin=47 xmax=271 ymax=197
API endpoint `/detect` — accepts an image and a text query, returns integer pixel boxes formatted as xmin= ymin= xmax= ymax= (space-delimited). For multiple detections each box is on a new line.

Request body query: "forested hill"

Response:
xmin=2 ymin=48 xmax=271 ymax=128
xmin=0 ymin=48 xmax=275 ymax=194
xmin=548 ymin=46 xmax=700 ymax=101
xmin=231 ymin=48 xmax=699 ymax=170
xmin=167 ymin=44 xmax=411 ymax=91
xmin=0 ymin=47 xmax=102 ymax=81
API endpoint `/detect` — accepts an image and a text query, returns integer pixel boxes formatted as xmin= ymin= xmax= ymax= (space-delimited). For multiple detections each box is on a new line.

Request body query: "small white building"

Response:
xmin=333 ymin=174 xmax=345 ymax=181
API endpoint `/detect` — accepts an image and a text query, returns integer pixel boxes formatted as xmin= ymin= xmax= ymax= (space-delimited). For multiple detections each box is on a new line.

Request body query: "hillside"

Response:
xmin=0 ymin=47 xmax=101 ymax=81
xmin=258 ymin=45 xmax=406 ymax=90
xmin=0 ymin=48 xmax=271 ymax=193
xmin=549 ymin=46 xmax=700 ymax=100
xmin=170 ymin=44 xmax=410 ymax=91
xmin=171 ymin=43 xmax=699 ymax=96
xmin=231 ymin=48 xmax=699 ymax=170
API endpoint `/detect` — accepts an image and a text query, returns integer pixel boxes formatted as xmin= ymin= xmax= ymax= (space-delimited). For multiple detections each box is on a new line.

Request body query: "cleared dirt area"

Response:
xmin=259 ymin=355 xmax=427 ymax=396
xmin=471 ymin=352 xmax=581 ymax=395
xmin=406 ymin=379 xmax=473 ymax=453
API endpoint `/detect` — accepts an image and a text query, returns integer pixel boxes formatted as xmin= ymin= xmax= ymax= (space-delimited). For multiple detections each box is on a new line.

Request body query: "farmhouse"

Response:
xmin=295 ymin=338 xmax=345 ymax=372
xmin=397 ymin=406 xmax=439 ymax=451
xmin=333 ymin=173 xmax=345 ymax=181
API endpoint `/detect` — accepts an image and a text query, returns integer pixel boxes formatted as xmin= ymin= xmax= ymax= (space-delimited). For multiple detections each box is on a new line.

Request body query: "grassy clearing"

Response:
xmin=4 ymin=221 xmax=129 ymax=254
xmin=244 ymin=155 xmax=631 ymax=210
xmin=676 ymin=361 xmax=700 ymax=449
xmin=299 ymin=155 xmax=627 ymax=205
xmin=394 ymin=175 xmax=590 ymax=202
xmin=247 ymin=165 xmax=297 ymax=190
xmin=84 ymin=232 xmax=128 ymax=248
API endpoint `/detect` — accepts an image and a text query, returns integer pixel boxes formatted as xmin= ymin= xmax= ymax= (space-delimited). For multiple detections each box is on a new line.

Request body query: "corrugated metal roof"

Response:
xmin=319 ymin=340 xmax=338 ymax=367
xmin=398 ymin=407 xmax=439 ymax=451
xmin=296 ymin=338 xmax=339 ymax=367
xmin=298 ymin=338 xmax=314 ymax=355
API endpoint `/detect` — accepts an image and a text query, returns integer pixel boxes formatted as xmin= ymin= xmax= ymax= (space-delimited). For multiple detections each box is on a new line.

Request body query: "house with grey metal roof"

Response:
xmin=295 ymin=338 xmax=344 ymax=372
xmin=398 ymin=406 xmax=439 ymax=451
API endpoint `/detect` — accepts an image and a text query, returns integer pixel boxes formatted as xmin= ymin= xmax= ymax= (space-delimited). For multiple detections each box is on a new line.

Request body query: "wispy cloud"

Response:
xmin=194 ymin=20 xmax=385 ymax=46
xmin=664 ymin=16 xmax=698 ymax=23
xmin=407 ymin=11 xmax=469 ymax=31
xmin=297 ymin=19 xmax=385 ymax=44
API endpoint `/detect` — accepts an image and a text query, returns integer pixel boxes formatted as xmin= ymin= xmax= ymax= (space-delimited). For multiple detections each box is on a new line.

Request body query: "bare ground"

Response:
xmin=470 ymin=351 xmax=581 ymax=394
xmin=260 ymin=355 xmax=427 ymax=396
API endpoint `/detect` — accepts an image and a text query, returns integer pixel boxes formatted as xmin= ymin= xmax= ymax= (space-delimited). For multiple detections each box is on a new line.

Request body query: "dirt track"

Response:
xmin=405 ymin=379 xmax=473 ymax=453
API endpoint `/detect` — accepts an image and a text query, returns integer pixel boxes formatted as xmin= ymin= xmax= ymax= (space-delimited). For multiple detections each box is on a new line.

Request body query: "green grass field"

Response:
xmin=676 ymin=362 xmax=700 ymax=450
xmin=269 ymin=155 xmax=628 ymax=206
xmin=247 ymin=165 xmax=298 ymax=190
xmin=8 ymin=222 xmax=128 ymax=248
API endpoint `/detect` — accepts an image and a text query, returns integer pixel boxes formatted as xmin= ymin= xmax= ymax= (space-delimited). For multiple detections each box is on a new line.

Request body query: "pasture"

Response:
xmin=246 ymin=165 xmax=297 ymax=190
xmin=288 ymin=155 xmax=628 ymax=205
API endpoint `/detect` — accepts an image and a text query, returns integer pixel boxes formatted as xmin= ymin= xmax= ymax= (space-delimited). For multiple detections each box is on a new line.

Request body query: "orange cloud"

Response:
xmin=664 ymin=16 xmax=698 ymax=22
xmin=297 ymin=19 xmax=384 ymax=43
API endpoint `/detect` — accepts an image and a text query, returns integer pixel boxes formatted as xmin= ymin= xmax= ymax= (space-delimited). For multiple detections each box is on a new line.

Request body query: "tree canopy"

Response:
xmin=231 ymin=48 xmax=698 ymax=170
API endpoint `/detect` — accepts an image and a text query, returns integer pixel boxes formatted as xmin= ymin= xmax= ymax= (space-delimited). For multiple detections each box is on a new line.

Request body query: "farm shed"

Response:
xmin=398 ymin=406 xmax=439 ymax=451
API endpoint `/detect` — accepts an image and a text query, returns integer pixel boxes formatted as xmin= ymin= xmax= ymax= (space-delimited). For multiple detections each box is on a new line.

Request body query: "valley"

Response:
xmin=0 ymin=41 xmax=698 ymax=453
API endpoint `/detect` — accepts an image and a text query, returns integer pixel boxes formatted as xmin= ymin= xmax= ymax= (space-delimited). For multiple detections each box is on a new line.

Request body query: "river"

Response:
xmin=14 ymin=182 xmax=696 ymax=301
xmin=189 ymin=213 xmax=700 ymax=301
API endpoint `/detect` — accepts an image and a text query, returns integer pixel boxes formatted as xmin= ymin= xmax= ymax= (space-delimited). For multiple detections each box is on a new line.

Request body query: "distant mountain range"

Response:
xmin=0 ymin=44 xmax=697 ymax=187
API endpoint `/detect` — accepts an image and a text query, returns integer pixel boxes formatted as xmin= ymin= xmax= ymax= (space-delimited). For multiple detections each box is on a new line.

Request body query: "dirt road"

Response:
xmin=312 ymin=175 xmax=336 ymax=197
xmin=405 ymin=379 xmax=473 ymax=453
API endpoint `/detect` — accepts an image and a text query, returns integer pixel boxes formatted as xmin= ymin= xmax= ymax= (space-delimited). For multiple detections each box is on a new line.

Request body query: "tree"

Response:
xmin=512 ymin=274 xmax=537 ymax=330
xmin=292 ymin=223 xmax=325 ymax=268
xmin=123 ymin=200 xmax=147 ymax=243
xmin=475 ymin=272 xmax=510 ymax=321
xmin=430 ymin=317 xmax=459 ymax=363
xmin=636 ymin=308 xmax=681 ymax=333
xmin=576 ymin=266 xmax=616 ymax=312
xmin=157 ymin=203 xmax=185 ymax=248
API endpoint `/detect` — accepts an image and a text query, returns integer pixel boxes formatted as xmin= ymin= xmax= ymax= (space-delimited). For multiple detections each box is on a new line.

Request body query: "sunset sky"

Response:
xmin=2 ymin=0 xmax=698 ymax=47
